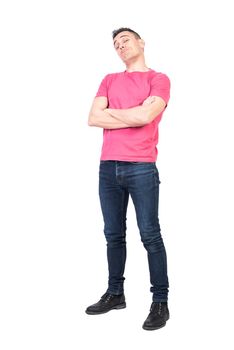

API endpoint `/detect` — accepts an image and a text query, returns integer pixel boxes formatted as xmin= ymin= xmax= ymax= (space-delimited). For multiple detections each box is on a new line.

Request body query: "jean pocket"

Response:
xmin=154 ymin=168 xmax=161 ymax=184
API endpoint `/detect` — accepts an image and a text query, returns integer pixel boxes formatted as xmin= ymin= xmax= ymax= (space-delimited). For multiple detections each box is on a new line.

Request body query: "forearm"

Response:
xmin=107 ymin=95 xmax=166 ymax=126
xmin=106 ymin=105 xmax=150 ymax=127
xmin=88 ymin=109 xmax=130 ymax=129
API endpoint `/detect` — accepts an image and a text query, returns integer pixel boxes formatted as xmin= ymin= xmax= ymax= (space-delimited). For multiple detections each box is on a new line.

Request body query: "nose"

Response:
xmin=119 ymin=42 xmax=125 ymax=50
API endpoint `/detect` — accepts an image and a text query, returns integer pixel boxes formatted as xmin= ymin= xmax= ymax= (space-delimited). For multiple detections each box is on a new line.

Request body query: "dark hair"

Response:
xmin=112 ymin=27 xmax=141 ymax=40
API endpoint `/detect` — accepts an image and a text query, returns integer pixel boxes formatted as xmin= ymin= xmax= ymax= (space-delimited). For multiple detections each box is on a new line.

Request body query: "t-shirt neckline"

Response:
xmin=124 ymin=68 xmax=152 ymax=73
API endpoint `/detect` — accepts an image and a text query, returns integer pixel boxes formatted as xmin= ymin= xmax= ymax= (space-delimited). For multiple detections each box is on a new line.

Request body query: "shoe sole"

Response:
xmin=142 ymin=322 xmax=166 ymax=330
xmin=85 ymin=302 xmax=126 ymax=315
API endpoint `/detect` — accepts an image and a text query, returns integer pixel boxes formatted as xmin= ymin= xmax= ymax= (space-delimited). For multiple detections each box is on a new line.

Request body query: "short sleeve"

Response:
xmin=95 ymin=75 xmax=109 ymax=97
xmin=150 ymin=73 xmax=171 ymax=104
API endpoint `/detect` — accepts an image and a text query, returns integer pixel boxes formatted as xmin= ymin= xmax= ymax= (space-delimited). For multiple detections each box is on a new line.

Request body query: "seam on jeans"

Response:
xmin=120 ymin=189 xmax=128 ymax=277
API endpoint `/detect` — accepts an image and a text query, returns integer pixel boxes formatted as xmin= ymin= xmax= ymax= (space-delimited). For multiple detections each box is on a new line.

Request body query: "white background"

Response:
xmin=0 ymin=0 xmax=233 ymax=349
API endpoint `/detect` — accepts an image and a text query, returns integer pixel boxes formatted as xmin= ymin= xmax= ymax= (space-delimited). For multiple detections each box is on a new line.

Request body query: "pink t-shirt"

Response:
xmin=95 ymin=69 xmax=170 ymax=162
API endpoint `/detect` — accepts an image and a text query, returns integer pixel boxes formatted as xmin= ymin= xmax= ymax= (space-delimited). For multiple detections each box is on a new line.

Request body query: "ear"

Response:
xmin=138 ymin=39 xmax=145 ymax=49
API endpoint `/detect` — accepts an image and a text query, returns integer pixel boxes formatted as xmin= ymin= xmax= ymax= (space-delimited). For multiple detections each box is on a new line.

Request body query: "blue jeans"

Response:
xmin=99 ymin=161 xmax=169 ymax=302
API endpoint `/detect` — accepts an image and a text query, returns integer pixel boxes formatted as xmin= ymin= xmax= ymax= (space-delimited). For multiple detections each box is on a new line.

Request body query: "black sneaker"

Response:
xmin=142 ymin=302 xmax=170 ymax=330
xmin=85 ymin=292 xmax=126 ymax=315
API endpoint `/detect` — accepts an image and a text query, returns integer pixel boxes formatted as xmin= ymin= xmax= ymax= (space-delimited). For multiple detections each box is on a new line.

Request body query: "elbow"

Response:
xmin=88 ymin=115 xmax=95 ymax=126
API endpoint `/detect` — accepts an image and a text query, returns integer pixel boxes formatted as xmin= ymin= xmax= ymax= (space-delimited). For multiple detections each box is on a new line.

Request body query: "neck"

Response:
xmin=125 ymin=56 xmax=149 ymax=72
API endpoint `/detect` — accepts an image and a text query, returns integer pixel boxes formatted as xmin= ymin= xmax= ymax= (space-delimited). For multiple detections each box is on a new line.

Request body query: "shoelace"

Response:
xmin=101 ymin=293 xmax=114 ymax=303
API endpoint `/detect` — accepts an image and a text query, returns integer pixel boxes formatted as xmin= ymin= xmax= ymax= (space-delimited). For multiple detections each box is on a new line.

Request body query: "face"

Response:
xmin=113 ymin=31 xmax=145 ymax=62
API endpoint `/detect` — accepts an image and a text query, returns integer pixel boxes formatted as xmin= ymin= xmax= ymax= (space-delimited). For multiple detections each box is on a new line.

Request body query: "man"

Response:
xmin=85 ymin=27 xmax=170 ymax=331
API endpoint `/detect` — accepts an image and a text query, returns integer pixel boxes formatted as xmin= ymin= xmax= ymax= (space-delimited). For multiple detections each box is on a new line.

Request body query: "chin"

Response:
xmin=121 ymin=54 xmax=132 ymax=63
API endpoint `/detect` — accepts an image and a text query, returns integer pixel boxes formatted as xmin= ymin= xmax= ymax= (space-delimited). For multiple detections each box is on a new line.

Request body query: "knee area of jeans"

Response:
xmin=142 ymin=237 xmax=165 ymax=253
xmin=140 ymin=230 xmax=162 ymax=243
xmin=144 ymin=244 xmax=165 ymax=254
xmin=105 ymin=236 xmax=126 ymax=248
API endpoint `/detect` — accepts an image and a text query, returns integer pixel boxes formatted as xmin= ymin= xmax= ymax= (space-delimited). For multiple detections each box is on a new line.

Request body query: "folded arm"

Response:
xmin=88 ymin=96 xmax=130 ymax=129
xmin=88 ymin=95 xmax=166 ymax=129
xmin=106 ymin=96 xmax=167 ymax=127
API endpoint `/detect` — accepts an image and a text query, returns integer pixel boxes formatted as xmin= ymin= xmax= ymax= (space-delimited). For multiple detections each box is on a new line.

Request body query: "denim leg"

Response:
xmin=128 ymin=163 xmax=169 ymax=302
xmin=99 ymin=161 xmax=129 ymax=295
